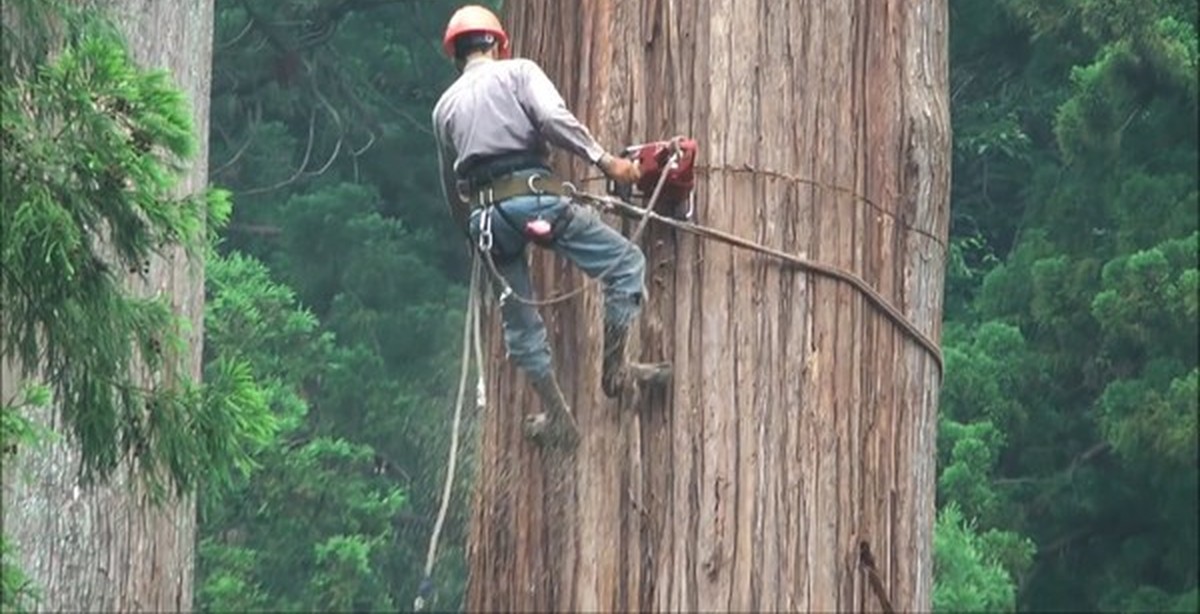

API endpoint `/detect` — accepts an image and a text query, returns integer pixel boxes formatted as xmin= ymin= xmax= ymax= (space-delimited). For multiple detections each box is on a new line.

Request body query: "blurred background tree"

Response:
xmin=937 ymin=0 xmax=1197 ymax=610
xmin=194 ymin=0 xmax=482 ymax=610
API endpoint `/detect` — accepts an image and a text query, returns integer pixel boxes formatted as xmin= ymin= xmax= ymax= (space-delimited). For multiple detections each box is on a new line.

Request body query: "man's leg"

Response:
xmin=551 ymin=202 xmax=671 ymax=398
xmin=470 ymin=206 xmax=578 ymax=447
xmin=493 ymin=255 xmax=579 ymax=446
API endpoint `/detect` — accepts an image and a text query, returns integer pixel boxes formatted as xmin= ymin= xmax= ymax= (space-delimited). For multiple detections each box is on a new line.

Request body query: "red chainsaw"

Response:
xmin=607 ymin=136 xmax=699 ymax=221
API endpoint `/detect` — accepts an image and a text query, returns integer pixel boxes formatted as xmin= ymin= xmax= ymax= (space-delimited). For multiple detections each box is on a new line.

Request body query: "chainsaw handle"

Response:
xmin=605 ymin=147 xmax=638 ymax=200
xmin=606 ymin=176 xmax=632 ymax=201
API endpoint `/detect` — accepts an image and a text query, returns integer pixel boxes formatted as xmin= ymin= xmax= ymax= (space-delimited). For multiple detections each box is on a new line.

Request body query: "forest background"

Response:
xmin=1 ymin=0 xmax=1195 ymax=612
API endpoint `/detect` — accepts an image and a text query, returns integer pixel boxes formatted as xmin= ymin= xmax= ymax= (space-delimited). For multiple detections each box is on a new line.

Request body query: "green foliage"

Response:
xmin=939 ymin=0 xmax=1198 ymax=609
xmin=196 ymin=251 xmax=415 ymax=612
xmin=1 ymin=538 xmax=40 ymax=613
xmin=1 ymin=0 xmax=275 ymax=501
xmin=195 ymin=1 xmax=473 ymax=608
xmin=195 ymin=542 xmax=269 ymax=612
xmin=0 ymin=385 xmax=52 ymax=613
xmin=1 ymin=384 xmax=55 ymax=457
xmin=198 ymin=433 xmax=406 ymax=612
xmin=2 ymin=3 xmax=192 ymax=485
xmin=934 ymin=503 xmax=1033 ymax=612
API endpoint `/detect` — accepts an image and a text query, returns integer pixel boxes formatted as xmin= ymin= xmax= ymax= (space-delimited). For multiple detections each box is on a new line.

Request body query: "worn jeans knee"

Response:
xmin=552 ymin=204 xmax=647 ymax=326
xmin=502 ymin=313 xmax=552 ymax=379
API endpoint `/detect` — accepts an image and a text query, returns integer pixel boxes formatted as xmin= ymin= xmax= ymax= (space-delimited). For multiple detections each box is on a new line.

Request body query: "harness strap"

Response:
xmin=468 ymin=174 xmax=570 ymax=208
xmin=458 ymin=152 xmax=547 ymax=184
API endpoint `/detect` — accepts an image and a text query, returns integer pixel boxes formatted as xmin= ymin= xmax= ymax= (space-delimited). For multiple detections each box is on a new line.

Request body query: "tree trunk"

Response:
xmin=466 ymin=0 xmax=949 ymax=612
xmin=1 ymin=1 xmax=213 ymax=610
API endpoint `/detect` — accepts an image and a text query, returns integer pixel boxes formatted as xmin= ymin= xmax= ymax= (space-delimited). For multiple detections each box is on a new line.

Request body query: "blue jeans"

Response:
xmin=468 ymin=178 xmax=646 ymax=379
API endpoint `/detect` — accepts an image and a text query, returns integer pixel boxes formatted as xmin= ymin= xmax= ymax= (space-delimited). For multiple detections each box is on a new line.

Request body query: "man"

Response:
xmin=432 ymin=5 xmax=670 ymax=447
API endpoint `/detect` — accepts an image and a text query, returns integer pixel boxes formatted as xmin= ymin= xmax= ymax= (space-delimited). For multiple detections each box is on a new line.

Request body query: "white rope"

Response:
xmin=415 ymin=256 xmax=481 ymax=611
xmin=473 ymin=266 xmax=487 ymax=413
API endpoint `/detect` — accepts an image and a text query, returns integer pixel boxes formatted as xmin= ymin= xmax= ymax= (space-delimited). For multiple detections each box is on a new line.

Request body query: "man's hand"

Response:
xmin=600 ymin=153 xmax=641 ymax=184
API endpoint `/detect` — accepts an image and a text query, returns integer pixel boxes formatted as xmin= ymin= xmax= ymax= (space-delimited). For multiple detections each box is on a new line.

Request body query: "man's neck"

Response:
xmin=459 ymin=53 xmax=495 ymax=73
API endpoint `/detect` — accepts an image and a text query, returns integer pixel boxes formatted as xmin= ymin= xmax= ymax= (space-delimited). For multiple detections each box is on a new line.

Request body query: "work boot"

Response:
xmin=602 ymin=322 xmax=672 ymax=399
xmin=523 ymin=373 xmax=579 ymax=449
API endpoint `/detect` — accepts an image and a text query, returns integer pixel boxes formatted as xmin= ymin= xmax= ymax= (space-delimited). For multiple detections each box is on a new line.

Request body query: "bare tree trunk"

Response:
xmin=466 ymin=0 xmax=949 ymax=612
xmin=1 ymin=1 xmax=213 ymax=610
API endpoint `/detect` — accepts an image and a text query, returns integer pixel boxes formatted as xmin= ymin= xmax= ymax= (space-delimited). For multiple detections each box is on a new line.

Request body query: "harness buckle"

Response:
xmin=527 ymin=174 xmax=544 ymax=195
xmin=475 ymin=187 xmax=496 ymax=208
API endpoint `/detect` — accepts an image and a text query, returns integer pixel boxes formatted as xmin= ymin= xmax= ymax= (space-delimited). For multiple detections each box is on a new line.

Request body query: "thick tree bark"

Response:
xmin=466 ymin=1 xmax=949 ymax=612
xmin=1 ymin=1 xmax=213 ymax=611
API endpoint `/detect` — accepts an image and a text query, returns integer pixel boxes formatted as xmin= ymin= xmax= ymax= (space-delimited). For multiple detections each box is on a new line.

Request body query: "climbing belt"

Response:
xmin=580 ymin=163 xmax=945 ymax=248
xmin=691 ymin=163 xmax=946 ymax=248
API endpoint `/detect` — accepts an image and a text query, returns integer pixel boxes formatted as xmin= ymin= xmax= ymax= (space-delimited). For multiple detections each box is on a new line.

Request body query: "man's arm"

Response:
xmin=514 ymin=61 xmax=640 ymax=183
xmin=433 ymin=113 xmax=470 ymax=234
xmin=514 ymin=60 xmax=609 ymax=165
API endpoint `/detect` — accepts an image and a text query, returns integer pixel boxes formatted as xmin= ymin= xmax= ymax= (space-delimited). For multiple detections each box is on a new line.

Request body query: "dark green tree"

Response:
xmin=937 ymin=0 xmax=1197 ymax=610
xmin=196 ymin=0 xmax=483 ymax=608
xmin=2 ymin=0 xmax=275 ymax=609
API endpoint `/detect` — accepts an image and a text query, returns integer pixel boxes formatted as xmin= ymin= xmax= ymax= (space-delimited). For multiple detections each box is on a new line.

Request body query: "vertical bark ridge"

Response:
xmin=1 ymin=1 xmax=212 ymax=610
xmin=467 ymin=2 xmax=948 ymax=611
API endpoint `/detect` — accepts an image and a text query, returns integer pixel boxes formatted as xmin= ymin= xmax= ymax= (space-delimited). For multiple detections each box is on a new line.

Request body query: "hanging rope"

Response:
xmin=414 ymin=257 xmax=481 ymax=612
xmin=473 ymin=265 xmax=487 ymax=414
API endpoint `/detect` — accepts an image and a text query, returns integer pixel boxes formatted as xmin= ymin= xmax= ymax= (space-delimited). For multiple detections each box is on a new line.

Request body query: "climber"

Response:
xmin=432 ymin=5 xmax=671 ymax=447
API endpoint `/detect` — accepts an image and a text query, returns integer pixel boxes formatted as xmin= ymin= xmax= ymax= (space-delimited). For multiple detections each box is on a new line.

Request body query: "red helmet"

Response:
xmin=443 ymin=5 xmax=511 ymax=60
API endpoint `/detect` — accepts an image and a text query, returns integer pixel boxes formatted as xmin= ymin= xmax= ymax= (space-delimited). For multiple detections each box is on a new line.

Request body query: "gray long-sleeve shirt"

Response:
xmin=432 ymin=57 xmax=607 ymax=229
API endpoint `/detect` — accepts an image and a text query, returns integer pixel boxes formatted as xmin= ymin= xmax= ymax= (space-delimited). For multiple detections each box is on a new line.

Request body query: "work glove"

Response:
xmin=600 ymin=154 xmax=641 ymax=184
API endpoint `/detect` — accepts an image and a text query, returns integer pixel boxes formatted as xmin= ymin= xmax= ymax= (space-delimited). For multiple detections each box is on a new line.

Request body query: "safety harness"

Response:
xmin=468 ymin=173 xmax=573 ymax=245
xmin=472 ymin=143 xmax=683 ymax=307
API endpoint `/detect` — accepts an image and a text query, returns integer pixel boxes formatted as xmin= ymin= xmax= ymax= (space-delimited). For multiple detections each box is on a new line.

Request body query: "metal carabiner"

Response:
xmin=478 ymin=206 xmax=495 ymax=252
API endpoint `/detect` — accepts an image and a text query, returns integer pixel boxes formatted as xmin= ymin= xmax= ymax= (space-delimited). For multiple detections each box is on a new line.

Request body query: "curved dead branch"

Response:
xmin=236 ymin=107 xmax=317 ymax=196
xmin=211 ymin=103 xmax=261 ymax=177
xmin=216 ymin=16 xmax=256 ymax=51
xmin=351 ymin=131 xmax=376 ymax=157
